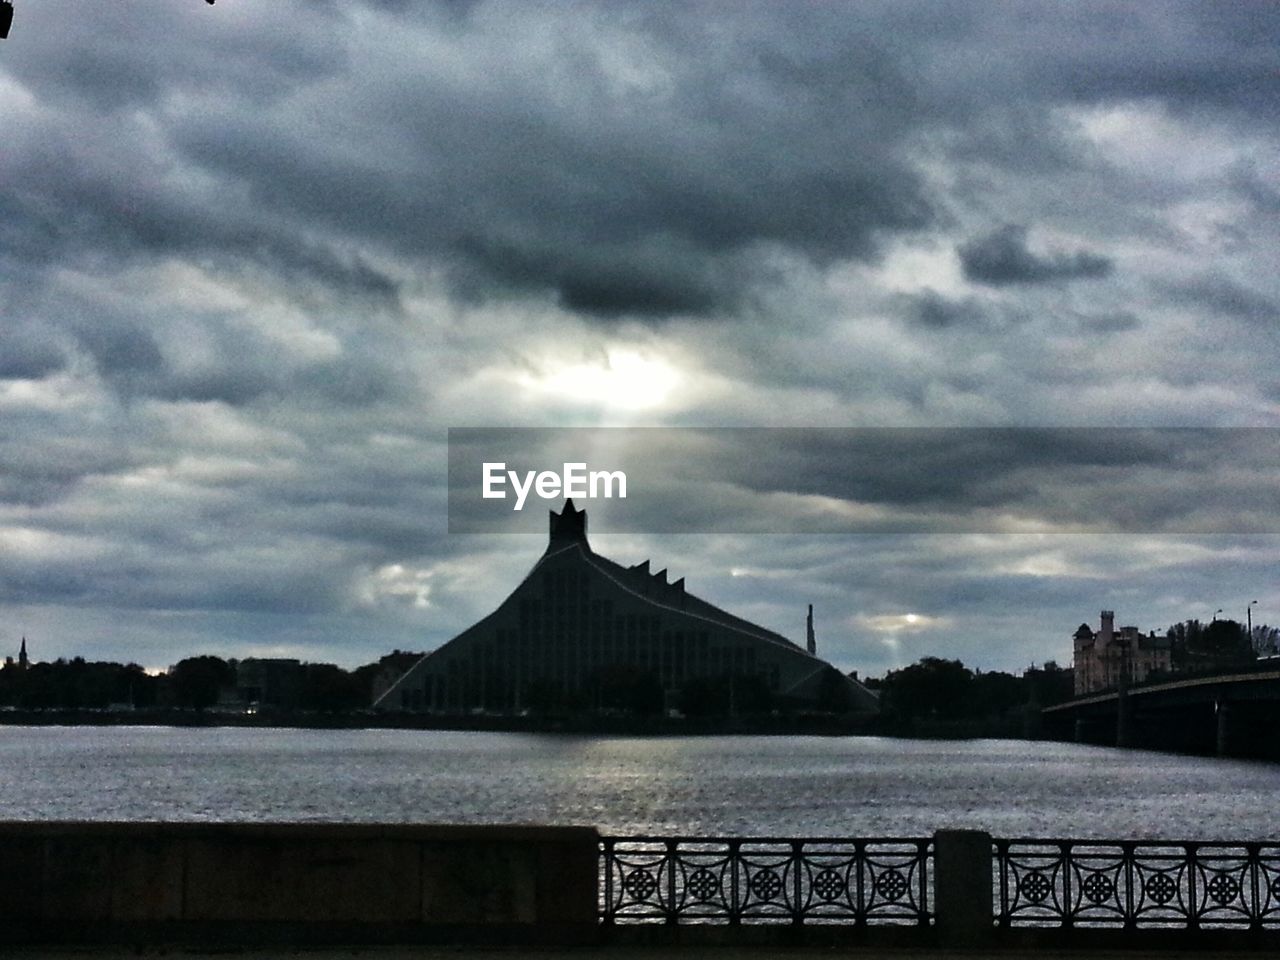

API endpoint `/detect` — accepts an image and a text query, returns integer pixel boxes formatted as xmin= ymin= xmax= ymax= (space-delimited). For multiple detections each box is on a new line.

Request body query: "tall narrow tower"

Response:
xmin=806 ymin=605 xmax=816 ymax=655
xmin=18 ymin=636 xmax=29 ymax=670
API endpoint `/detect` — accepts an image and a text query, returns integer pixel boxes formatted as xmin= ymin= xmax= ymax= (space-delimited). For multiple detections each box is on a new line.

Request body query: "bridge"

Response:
xmin=1042 ymin=668 xmax=1280 ymax=759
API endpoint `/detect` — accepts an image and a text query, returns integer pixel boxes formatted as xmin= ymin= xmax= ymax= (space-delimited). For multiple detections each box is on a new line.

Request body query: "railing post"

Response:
xmin=1123 ymin=841 xmax=1136 ymax=929
xmin=934 ymin=829 xmax=993 ymax=947
xmin=791 ymin=839 xmax=803 ymax=925
xmin=995 ymin=839 xmax=1009 ymax=928
xmin=728 ymin=838 xmax=741 ymax=925
xmin=1248 ymin=842 xmax=1261 ymax=930
xmin=854 ymin=839 xmax=867 ymax=927
xmin=1187 ymin=843 xmax=1200 ymax=929
xmin=601 ymin=837 xmax=614 ymax=925
xmin=1061 ymin=841 xmax=1073 ymax=929
xmin=665 ymin=839 xmax=678 ymax=924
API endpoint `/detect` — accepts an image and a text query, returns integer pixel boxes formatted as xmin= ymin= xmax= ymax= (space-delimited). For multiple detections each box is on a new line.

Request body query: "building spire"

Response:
xmin=548 ymin=499 xmax=588 ymax=547
xmin=806 ymin=605 xmax=816 ymax=655
xmin=18 ymin=636 xmax=28 ymax=670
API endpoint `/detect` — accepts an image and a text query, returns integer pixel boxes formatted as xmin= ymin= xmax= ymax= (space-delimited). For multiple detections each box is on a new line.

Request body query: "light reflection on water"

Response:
xmin=1 ymin=726 xmax=1276 ymax=840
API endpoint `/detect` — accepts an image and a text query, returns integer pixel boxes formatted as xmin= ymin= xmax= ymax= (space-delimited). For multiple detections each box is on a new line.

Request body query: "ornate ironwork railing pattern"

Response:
xmin=599 ymin=836 xmax=932 ymax=925
xmin=995 ymin=839 xmax=1280 ymax=929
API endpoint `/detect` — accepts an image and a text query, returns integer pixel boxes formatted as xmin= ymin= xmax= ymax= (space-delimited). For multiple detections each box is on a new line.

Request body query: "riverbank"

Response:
xmin=0 ymin=707 xmax=1046 ymax=740
xmin=0 ymin=707 xmax=887 ymax=736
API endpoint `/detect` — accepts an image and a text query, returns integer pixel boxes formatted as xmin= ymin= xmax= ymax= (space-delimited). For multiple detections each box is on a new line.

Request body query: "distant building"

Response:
xmin=1072 ymin=610 xmax=1172 ymax=695
xmin=235 ymin=658 xmax=303 ymax=709
xmin=375 ymin=501 xmax=879 ymax=716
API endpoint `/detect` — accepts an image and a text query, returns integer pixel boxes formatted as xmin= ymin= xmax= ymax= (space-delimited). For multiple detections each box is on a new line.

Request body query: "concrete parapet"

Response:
xmin=0 ymin=822 xmax=598 ymax=946
xmin=933 ymin=829 xmax=993 ymax=947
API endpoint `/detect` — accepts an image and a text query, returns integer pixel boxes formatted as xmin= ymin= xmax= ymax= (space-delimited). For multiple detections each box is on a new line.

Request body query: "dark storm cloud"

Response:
xmin=45 ymin=279 xmax=408 ymax=408
xmin=2 ymin=133 xmax=403 ymax=313
xmin=2 ymin=1 xmax=939 ymax=319
xmin=0 ymin=325 xmax=67 ymax=380
xmin=0 ymin=434 xmax=139 ymax=507
xmin=1040 ymin=4 xmax=1280 ymax=118
xmin=1078 ymin=312 xmax=1141 ymax=334
xmin=1229 ymin=160 xmax=1280 ymax=214
xmin=11 ymin=1 xmax=343 ymax=113
xmin=907 ymin=290 xmax=988 ymax=329
xmin=1162 ymin=275 xmax=1279 ymax=326
xmin=450 ymin=428 xmax=1280 ymax=534
xmin=958 ymin=225 xmax=1113 ymax=287
xmin=6 ymin=1 xmax=1277 ymax=323
xmin=156 ymin=1 xmax=935 ymax=318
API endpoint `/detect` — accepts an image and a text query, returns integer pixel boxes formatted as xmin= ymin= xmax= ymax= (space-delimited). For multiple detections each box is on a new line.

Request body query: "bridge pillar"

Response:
xmin=1115 ymin=689 xmax=1132 ymax=748
xmin=1074 ymin=718 xmax=1086 ymax=743
xmin=1216 ymin=700 xmax=1232 ymax=757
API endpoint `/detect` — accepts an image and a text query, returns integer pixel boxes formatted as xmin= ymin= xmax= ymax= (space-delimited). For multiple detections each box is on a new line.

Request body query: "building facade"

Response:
xmin=235 ymin=657 xmax=303 ymax=709
xmin=375 ymin=501 xmax=878 ymax=716
xmin=1073 ymin=610 xmax=1173 ymax=695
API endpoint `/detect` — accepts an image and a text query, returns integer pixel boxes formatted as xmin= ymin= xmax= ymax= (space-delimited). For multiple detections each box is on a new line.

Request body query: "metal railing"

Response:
xmin=600 ymin=833 xmax=1280 ymax=933
xmin=599 ymin=836 xmax=932 ymax=925
xmin=995 ymin=839 xmax=1280 ymax=930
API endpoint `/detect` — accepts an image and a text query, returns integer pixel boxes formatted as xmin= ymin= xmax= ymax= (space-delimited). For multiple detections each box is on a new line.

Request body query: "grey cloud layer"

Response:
xmin=450 ymin=428 xmax=1280 ymax=534
xmin=1 ymin=1 xmax=1278 ymax=670
xmin=6 ymin=1 xmax=1275 ymax=324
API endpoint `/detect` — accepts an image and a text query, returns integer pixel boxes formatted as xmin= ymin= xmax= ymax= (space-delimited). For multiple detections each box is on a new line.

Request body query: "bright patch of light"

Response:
xmin=867 ymin=241 xmax=965 ymax=296
xmin=516 ymin=348 xmax=680 ymax=411
xmin=1068 ymin=102 xmax=1245 ymax=181
xmin=358 ymin=563 xmax=434 ymax=609
xmin=861 ymin=613 xmax=948 ymax=634
xmin=995 ymin=553 xmax=1091 ymax=578
xmin=727 ymin=565 xmax=791 ymax=580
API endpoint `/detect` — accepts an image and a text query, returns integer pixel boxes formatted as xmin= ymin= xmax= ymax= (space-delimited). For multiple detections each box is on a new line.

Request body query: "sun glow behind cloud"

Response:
xmin=860 ymin=612 xmax=949 ymax=634
xmin=512 ymin=348 xmax=681 ymax=412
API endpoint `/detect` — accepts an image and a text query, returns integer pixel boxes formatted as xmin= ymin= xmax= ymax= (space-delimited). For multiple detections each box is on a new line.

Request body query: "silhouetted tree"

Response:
xmin=1201 ymin=619 xmax=1253 ymax=668
xmin=1023 ymin=661 xmax=1073 ymax=706
xmin=971 ymin=669 xmax=1022 ymax=719
xmin=0 ymin=657 xmax=159 ymax=710
xmin=299 ymin=662 xmax=366 ymax=712
xmin=1250 ymin=624 xmax=1280 ymax=657
xmin=170 ymin=656 xmax=234 ymax=710
xmin=881 ymin=657 xmax=974 ymax=721
xmin=1166 ymin=620 xmax=1203 ymax=670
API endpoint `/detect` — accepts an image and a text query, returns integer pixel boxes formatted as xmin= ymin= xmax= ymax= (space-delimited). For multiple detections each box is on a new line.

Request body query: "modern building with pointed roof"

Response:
xmin=375 ymin=502 xmax=878 ymax=717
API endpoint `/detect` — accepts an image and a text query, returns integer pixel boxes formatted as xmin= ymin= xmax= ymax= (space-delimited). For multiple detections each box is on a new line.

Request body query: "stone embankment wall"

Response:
xmin=0 ymin=822 xmax=598 ymax=945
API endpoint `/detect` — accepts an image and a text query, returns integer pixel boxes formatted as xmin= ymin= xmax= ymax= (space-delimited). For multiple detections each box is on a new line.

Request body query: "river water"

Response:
xmin=1 ymin=727 xmax=1276 ymax=840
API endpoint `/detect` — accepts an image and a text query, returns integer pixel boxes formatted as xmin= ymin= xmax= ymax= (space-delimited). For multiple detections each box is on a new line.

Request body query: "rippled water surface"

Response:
xmin=2 ymin=727 xmax=1276 ymax=840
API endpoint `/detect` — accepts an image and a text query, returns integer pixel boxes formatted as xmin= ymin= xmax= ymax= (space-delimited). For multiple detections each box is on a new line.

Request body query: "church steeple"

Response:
xmin=18 ymin=636 xmax=28 ymax=670
xmin=548 ymin=500 xmax=588 ymax=548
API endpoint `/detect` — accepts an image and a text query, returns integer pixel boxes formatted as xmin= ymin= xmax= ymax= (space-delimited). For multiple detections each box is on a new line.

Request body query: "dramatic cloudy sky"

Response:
xmin=2 ymin=1 xmax=1278 ymax=676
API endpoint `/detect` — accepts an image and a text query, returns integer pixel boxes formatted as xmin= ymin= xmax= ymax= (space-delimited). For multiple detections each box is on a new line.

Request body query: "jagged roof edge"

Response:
xmin=371 ymin=540 xmax=581 ymax=708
